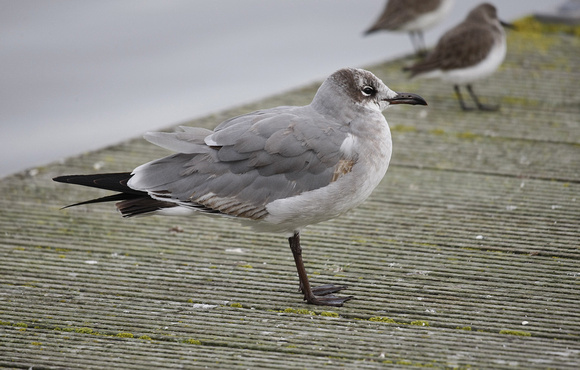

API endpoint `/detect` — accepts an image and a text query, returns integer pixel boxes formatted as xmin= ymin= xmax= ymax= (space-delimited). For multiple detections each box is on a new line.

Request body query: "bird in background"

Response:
xmin=54 ymin=68 xmax=427 ymax=307
xmin=365 ymin=0 xmax=455 ymax=57
xmin=405 ymin=3 xmax=513 ymax=111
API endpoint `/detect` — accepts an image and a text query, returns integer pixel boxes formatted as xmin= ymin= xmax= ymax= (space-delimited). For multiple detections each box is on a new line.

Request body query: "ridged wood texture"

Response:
xmin=1 ymin=27 xmax=579 ymax=369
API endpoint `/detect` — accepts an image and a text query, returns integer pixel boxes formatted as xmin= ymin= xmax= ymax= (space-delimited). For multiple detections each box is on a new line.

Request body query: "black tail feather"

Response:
xmin=54 ymin=172 xmax=178 ymax=216
xmin=116 ymin=197 xmax=178 ymax=217
xmin=60 ymin=192 xmax=143 ymax=209
xmin=53 ymin=172 xmax=142 ymax=195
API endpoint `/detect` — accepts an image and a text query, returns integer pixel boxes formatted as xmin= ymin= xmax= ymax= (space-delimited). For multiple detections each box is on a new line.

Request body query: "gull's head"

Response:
xmin=313 ymin=68 xmax=427 ymax=114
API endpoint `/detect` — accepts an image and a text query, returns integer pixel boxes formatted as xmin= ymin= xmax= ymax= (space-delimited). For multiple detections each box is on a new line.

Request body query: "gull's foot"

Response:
xmin=305 ymin=294 xmax=353 ymax=307
xmin=301 ymin=283 xmax=352 ymax=306
xmin=311 ymin=284 xmax=348 ymax=296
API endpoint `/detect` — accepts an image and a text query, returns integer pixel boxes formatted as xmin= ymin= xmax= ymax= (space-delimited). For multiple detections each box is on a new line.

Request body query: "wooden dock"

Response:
xmin=1 ymin=19 xmax=579 ymax=368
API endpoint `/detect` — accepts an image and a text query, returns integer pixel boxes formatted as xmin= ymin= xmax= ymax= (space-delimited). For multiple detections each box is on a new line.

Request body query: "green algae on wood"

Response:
xmin=182 ymin=338 xmax=202 ymax=345
xmin=499 ymin=329 xmax=532 ymax=337
xmin=514 ymin=15 xmax=580 ymax=37
xmin=116 ymin=332 xmax=134 ymax=338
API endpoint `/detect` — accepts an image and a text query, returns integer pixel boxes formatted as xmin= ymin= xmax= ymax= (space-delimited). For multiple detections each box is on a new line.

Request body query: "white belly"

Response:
xmin=400 ymin=0 xmax=455 ymax=32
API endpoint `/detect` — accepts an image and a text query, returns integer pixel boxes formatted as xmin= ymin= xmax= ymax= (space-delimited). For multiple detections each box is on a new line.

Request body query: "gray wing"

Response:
xmin=129 ymin=105 xmax=351 ymax=219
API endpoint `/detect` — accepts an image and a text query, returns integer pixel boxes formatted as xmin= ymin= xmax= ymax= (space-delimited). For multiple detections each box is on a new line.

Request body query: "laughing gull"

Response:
xmin=54 ymin=68 xmax=427 ymax=306
xmin=365 ymin=0 xmax=454 ymax=56
xmin=405 ymin=3 xmax=512 ymax=111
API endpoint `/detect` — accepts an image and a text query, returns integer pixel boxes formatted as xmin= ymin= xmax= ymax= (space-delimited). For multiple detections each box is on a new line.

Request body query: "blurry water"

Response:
xmin=0 ymin=0 xmax=550 ymax=177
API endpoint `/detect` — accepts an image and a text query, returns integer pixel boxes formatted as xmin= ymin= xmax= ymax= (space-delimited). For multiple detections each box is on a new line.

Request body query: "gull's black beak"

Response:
xmin=386 ymin=92 xmax=428 ymax=106
xmin=501 ymin=20 xmax=515 ymax=29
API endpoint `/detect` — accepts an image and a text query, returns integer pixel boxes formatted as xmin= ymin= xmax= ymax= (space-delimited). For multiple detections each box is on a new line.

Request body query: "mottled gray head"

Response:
xmin=312 ymin=68 xmax=427 ymax=115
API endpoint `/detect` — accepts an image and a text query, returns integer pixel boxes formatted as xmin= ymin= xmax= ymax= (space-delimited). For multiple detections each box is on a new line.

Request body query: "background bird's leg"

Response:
xmin=467 ymin=84 xmax=499 ymax=111
xmin=417 ymin=31 xmax=427 ymax=57
xmin=408 ymin=31 xmax=416 ymax=52
xmin=288 ymin=232 xmax=351 ymax=306
xmin=409 ymin=31 xmax=427 ymax=57
xmin=408 ymin=31 xmax=419 ymax=55
xmin=454 ymin=85 xmax=473 ymax=111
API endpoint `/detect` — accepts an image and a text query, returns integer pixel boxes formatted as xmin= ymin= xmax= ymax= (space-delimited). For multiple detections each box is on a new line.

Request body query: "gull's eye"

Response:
xmin=361 ymin=85 xmax=375 ymax=96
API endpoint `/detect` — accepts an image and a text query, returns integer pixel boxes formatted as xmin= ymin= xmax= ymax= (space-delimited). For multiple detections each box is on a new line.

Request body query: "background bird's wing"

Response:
xmin=409 ymin=23 xmax=496 ymax=75
xmin=367 ymin=0 xmax=417 ymax=31
xmin=366 ymin=0 xmax=441 ymax=33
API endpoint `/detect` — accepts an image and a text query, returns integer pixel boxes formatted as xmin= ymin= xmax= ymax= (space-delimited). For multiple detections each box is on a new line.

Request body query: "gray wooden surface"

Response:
xmin=1 ymin=25 xmax=579 ymax=369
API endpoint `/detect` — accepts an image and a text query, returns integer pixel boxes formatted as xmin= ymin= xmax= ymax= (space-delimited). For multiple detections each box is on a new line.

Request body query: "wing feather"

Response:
xmin=408 ymin=23 xmax=496 ymax=76
xmin=143 ymin=127 xmax=213 ymax=153
xmin=128 ymin=105 xmax=350 ymax=219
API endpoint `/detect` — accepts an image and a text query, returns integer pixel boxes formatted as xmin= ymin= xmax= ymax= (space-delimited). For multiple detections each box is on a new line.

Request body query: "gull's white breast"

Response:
xmin=262 ymin=120 xmax=392 ymax=235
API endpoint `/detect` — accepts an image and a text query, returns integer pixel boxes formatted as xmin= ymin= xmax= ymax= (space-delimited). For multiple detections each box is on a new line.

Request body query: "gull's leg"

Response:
xmin=454 ymin=85 xmax=473 ymax=111
xmin=467 ymin=84 xmax=499 ymax=111
xmin=288 ymin=232 xmax=352 ymax=306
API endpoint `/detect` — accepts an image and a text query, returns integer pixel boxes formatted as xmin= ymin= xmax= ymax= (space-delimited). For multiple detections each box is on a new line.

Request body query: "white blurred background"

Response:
xmin=0 ymin=0 xmax=552 ymax=177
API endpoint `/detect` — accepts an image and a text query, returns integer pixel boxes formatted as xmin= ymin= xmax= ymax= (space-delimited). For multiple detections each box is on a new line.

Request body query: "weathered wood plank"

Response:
xmin=1 ymin=25 xmax=579 ymax=369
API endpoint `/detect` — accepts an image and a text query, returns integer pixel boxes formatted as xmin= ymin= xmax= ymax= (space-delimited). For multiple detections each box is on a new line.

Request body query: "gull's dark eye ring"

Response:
xmin=362 ymin=85 xmax=375 ymax=96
